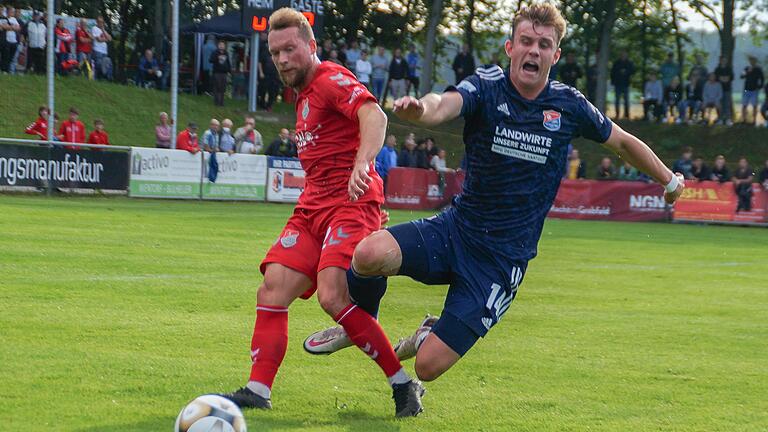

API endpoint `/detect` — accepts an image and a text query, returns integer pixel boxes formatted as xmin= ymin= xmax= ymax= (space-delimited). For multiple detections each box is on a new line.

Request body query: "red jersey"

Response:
xmin=25 ymin=117 xmax=48 ymax=139
xmin=176 ymin=130 xmax=200 ymax=153
xmin=76 ymin=28 xmax=92 ymax=54
xmin=59 ymin=120 xmax=86 ymax=144
xmin=88 ymin=130 xmax=110 ymax=145
xmin=55 ymin=27 xmax=73 ymax=54
xmin=294 ymin=62 xmax=382 ymax=209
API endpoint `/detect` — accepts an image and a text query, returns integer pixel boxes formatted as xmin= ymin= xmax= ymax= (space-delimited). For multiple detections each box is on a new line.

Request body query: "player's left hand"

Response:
xmin=348 ymin=160 xmax=372 ymax=201
xmin=664 ymin=173 xmax=685 ymax=205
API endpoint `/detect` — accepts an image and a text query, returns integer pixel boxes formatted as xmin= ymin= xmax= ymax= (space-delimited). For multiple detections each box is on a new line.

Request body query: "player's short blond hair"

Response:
xmin=511 ymin=3 xmax=567 ymax=46
xmin=269 ymin=8 xmax=314 ymax=41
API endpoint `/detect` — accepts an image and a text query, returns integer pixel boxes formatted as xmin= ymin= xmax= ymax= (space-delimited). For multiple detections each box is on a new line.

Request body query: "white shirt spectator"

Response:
xmin=643 ymin=79 xmax=663 ymax=102
xmin=27 ymin=21 xmax=46 ymax=48
xmin=91 ymin=26 xmax=107 ymax=54
xmin=5 ymin=16 xmax=19 ymax=43
xmin=431 ymin=155 xmax=450 ymax=172
xmin=355 ymin=59 xmax=372 ymax=84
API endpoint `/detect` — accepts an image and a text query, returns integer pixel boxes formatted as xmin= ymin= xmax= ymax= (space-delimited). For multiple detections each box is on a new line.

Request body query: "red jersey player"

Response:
xmin=25 ymin=106 xmax=50 ymax=140
xmin=220 ymin=8 xmax=424 ymax=417
xmin=59 ymin=107 xmax=86 ymax=150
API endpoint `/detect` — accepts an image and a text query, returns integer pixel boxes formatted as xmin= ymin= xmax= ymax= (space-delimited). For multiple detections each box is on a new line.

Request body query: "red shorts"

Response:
xmin=260 ymin=201 xmax=381 ymax=299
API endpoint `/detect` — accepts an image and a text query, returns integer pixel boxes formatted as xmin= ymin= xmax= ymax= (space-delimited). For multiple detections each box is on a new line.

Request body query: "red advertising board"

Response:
xmin=673 ymin=181 xmax=767 ymax=223
xmin=384 ymin=168 xmax=464 ymax=210
xmin=549 ymin=180 xmax=668 ymax=221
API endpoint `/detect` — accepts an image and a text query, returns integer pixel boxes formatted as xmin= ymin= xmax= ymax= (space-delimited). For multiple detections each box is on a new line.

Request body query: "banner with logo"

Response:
xmin=129 ymin=147 xmax=202 ymax=198
xmin=384 ymin=168 xmax=464 ymax=210
xmin=673 ymin=181 xmax=767 ymax=223
xmin=0 ymin=144 xmax=129 ymax=190
xmin=549 ymin=180 xmax=668 ymax=221
xmin=202 ymin=153 xmax=267 ymax=201
xmin=266 ymin=157 xmax=305 ymax=203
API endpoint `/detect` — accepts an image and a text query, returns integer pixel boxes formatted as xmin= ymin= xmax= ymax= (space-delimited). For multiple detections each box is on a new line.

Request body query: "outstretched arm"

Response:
xmin=602 ymin=123 xmax=684 ymax=204
xmin=392 ymin=92 xmax=463 ymax=126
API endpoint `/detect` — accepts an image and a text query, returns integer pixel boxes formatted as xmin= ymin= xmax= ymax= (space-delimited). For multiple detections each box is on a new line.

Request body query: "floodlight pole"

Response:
xmin=170 ymin=0 xmax=179 ymax=149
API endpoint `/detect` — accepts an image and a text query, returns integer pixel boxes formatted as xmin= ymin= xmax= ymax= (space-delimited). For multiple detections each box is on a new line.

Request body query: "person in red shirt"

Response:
xmin=25 ymin=106 xmax=50 ymax=140
xmin=59 ymin=107 xmax=86 ymax=150
xmin=87 ymin=119 xmax=110 ymax=146
xmin=75 ymin=18 xmax=93 ymax=64
xmin=54 ymin=19 xmax=73 ymax=76
xmin=176 ymin=123 xmax=200 ymax=154
xmin=219 ymin=8 xmax=423 ymax=417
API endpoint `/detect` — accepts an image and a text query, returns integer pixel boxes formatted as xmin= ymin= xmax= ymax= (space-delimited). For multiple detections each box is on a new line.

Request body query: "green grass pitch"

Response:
xmin=1 ymin=195 xmax=766 ymax=431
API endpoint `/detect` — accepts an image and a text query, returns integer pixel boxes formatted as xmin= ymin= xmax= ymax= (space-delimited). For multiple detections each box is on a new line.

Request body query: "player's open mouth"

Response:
xmin=522 ymin=62 xmax=539 ymax=73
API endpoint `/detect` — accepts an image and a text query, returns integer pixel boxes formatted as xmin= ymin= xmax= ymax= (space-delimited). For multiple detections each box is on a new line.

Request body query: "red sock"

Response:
xmin=248 ymin=304 xmax=289 ymax=388
xmin=335 ymin=304 xmax=402 ymax=377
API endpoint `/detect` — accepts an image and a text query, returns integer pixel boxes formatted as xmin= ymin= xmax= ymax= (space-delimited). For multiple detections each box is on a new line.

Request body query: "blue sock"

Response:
xmin=347 ymin=267 xmax=387 ymax=318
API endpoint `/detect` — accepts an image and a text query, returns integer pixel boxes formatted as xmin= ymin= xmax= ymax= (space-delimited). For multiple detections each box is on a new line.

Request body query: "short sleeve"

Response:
xmin=576 ymin=93 xmax=613 ymax=143
xmin=323 ymin=67 xmax=377 ymax=121
xmin=445 ymin=74 xmax=482 ymax=117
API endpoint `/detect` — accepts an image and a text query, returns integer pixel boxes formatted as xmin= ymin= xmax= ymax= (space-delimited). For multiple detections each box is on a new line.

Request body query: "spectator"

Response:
xmin=610 ymin=51 xmax=635 ymax=118
xmin=617 ymin=161 xmax=639 ymax=181
xmin=335 ymin=41 xmax=347 ymax=66
xmin=688 ymin=53 xmax=708 ymax=81
xmin=586 ymin=55 xmax=598 ymax=103
xmin=59 ymin=107 xmax=86 ymax=149
xmin=430 ymin=149 xmax=455 ymax=173
xmin=643 ymin=71 xmax=663 ymax=121
xmin=714 ymin=56 xmax=734 ymax=125
xmin=75 ymin=18 xmax=92 ymax=64
xmin=678 ymin=74 xmax=703 ymax=124
xmin=691 ymin=157 xmax=710 ymax=181
xmin=565 ymin=149 xmax=586 ymax=180
xmin=258 ymin=33 xmax=280 ymax=111
xmin=201 ymin=119 xmax=221 ymax=152
xmin=659 ymin=52 xmax=679 ymax=88
xmin=415 ymin=139 xmax=430 ymax=169
xmin=424 ymin=136 xmax=439 ymax=158
xmin=201 ymin=36 xmax=216 ymax=93
xmin=139 ymin=49 xmax=161 ymax=88
xmin=345 ymin=39 xmax=361 ymax=70
xmin=388 ymin=48 xmax=409 ymax=101
xmin=155 ymin=112 xmax=172 ymax=149
xmin=376 ymin=135 xmax=398 ymax=189
xmin=219 ymin=119 xmax=236 ymax=154
xmin=265 ymin=128 xmax=297 ymax=157
xmin=701 ymin=72 xmax=723 ymax=124
xmin=761 ymin=80 xmax=768 ymax=127
xmin=0 ymin=5 xmax=19 ymax=73
xmin=25 ymin=106 xmax=50 ymax=140
xmin=558 ymin=52 xmax=582 ymax=88
xmin=673 ymin=147 xmax=694 ymax=179
xmin=87 ymin=119 xmax=110 ymax=146
xmin=176 ymin=123 xmax=200 ymax=154
xmin=596 ymin=157 xmax=615 ymax=180
xmin=25 ymin=12 xmax=45 ymax=74
xmin=235 ymin=116 xmax=263 ymax=154
xmin=740 ymin=55 xmax=764 ymax=125
xmin=210 ymin=41 xmax=231 ymax=106
xmin=710 ymin=155 xmax=730 ymax=183
xmin=320 ymin=39 xmax=332 ymax=61
xmin=355 ymin=50 xmax=372 ymax=91
xmin=664 ymin=76 xmax=683 ymax=121
xmin=732 ymin=158 xmax=754 ymax=212
xmin=91 ymin=16 xmax=112 ymax=80
xmin=406 ymin=44 xmax=422 ymax=97
xmin=758 ymin=160 xmax=768 ymax=189
xmin=370 ymin=46 xmax=389 ymax=102
xmin=54 ymin=19 xmax=73 ymax=76
xmin=397 ymin=137 xmax=419 ymax=168
xmin=328 ymin=49 xmax=343 ymax=66
xmin=452 ymin=43 xmax=475 ymax=84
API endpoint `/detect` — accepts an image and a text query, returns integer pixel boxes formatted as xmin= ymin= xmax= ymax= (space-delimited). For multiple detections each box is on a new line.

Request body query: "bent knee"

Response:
xmin=352 ymin=231 xmax=400 ymax=276
xmin=316 ymin=286 xmax=348 ymax=318
xmin=414 ymin=359 xmax=444 ymax=382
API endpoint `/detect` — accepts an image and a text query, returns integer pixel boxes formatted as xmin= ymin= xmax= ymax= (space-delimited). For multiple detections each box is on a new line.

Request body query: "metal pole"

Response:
xmin=46 ymin=0 xmax=55 ymax=142
xmin=170 ymin=0 xmax=179 ymax=149
xmin=248 ymin=33 xmax=259 ymax=112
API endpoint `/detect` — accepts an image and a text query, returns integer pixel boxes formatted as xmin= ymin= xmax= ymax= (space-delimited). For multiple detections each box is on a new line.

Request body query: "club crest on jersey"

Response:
xmin=542 ymin=110 xmax=561 ymax=131
xmin=280 ymin=230 xmax=299 ymax=248
xmin=301 ymin=99 xmax=310 ymax=120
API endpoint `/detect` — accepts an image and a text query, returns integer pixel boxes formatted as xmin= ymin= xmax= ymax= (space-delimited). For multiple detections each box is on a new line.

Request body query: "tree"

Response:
xmin=419 ymin=0 xmax=444 ymax=95
xmin=688 ymin=0 xmax=735 ymax=66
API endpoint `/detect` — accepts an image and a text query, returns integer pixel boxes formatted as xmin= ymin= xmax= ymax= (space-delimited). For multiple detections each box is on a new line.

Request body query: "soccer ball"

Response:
xmin=174 ymin=395 xmax=247 ymax=432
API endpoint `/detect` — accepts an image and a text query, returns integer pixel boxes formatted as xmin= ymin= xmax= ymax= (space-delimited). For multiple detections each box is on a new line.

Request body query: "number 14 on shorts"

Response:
xmin=485 ymin=266 xmax=524 ymax=323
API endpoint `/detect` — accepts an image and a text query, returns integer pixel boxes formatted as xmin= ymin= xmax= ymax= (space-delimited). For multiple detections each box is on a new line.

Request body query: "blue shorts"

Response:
xmin=742 ymin=90 xmax=759 ymax=107
xmin=387 ymin=208 xmax=528 ymax=356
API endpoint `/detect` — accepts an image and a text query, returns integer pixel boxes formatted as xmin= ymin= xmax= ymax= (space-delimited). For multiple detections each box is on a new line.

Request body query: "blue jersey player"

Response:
xmin=304 ymin=3 xmax=685 ymax=387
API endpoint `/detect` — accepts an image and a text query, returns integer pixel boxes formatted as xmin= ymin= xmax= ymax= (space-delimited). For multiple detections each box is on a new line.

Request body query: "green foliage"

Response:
xmin=1 ymin=196 xmax=767 ymax=430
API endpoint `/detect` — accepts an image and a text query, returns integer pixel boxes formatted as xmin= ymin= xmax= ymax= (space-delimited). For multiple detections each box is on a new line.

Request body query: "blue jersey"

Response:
xmin=448 ymin=65 xmax=613 ymax=261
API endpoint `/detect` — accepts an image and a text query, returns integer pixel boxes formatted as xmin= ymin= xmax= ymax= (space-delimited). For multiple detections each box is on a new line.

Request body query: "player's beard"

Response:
xmin=278 ymin=67 xmax=308 ymax=89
